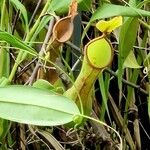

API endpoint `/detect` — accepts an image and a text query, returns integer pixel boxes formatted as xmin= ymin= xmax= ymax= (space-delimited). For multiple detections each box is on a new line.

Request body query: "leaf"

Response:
xmin=78 ymin=0 xmax=92 ymax=11
xmin=0 ymin=77 xmax=10 ymax=87
xmin=118 ymin=17 xmax=139 ymax=88
xmin=48 ymin=0 xmax=71 ymax=15
xmin=98 ymin=73 xmax=111 ymax=121
xmin=0 ymin=31 xmax=37 ymax=55
xmin=119 ymin=18 xmax=139 ymax=61
xmin=129 ymin=0 xmax=138 ymax=7
xmin=0 ymin=48 xmax=10 ymax=78
xmin=0 ymin=2 xmax=10 ymax=78
xmin=90 ymin=3 xmax=150 ymax=22
xmin=96 ymin=16 xmax=122 ymax=33
xmin=0 ymin=86 xmax=80 ymax=126
xmin=37 ymin=130 xmax=65 ymax=150
xmin=49 ymin=0 xmax=89 ymax=15
xmin=10 ymin=0 xmax=29 ymax=33
xmin=33 ymin=79 xmax=54 ymax=91
xmin=0 ymin=118 xmax=9 ymax=141
xmin=124 ymin=51 xmax=142 ymax=68
xmin=30 ymin=16 xmax=53 ymax=43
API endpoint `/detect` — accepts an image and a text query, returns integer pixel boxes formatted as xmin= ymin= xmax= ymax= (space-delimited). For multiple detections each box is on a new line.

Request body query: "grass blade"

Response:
xmin=90 ymin=3 xmax=150 ymax=22
xmin=10 ymin=0 xmax=29 ymax=33
xmin=0 ymin=30 xmax=37 ymax=55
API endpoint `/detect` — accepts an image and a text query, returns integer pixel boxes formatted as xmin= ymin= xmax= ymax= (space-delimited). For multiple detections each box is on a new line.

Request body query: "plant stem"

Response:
xmin=9 ymin=0 xmax=52 ymax=82
xmin=79 ymin=114 xmax=123 ymax=150
xmin=8 ymin=51 xmax=24 ymax=81
xmin=27 ymin=18 xmax=55 ymax=85
xmin=138 ymin=19 xmax=150 ymax=30
xmin=1 ymin=0 xmax=6 ymax=29
xmin=25 ymin=0 xmax=52 ymax=42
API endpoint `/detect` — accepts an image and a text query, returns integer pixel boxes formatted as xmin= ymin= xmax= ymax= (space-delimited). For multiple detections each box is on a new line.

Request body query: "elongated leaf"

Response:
xmin=37 ymin=130 xmax=65 ymax=150
xmin=0 ymin=1 xmax=10 ymax=78
xmin=0 ymin=48 xmax=9 ymax=78
xmin=129 ymin=0 xmax=138 ymax=7
xmin=48 ymin=0 xmax=70 ymax=15
xmin=33 ymin=79 xmax=54 ymax=91
xmin=49 ymin=0 xmax=90 ymax=15
xmin=78 ymin=0 xmax=92 ymax=11
xmin=119 ymin=18 xmax=139 ymax=61
xmin=30 ymin=16 xmax=53 ymax=43
xmin=10 ymin=0 xmax=29 ymax=33
xmin=98 ymin=73 xmax=110 ymax=121
xmin=0 ymin=31 xmax=37 ymax=55
xmin=0 ymin=86 xmax=80 ymax=126
xmin=124 ymin=51 xmax=142 ymax=68
xmin=118 ymin=17 xmax=139 ymax=88
xmin=90 ymin=3 xmax=150 ymax=22
xmin=0 ymin=77 xmax=10 ymax=87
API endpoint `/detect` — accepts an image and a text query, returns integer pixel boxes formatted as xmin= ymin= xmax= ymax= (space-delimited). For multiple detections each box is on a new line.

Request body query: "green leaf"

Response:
xmin=124 ymin=51 xmax=142 ymax=68
xmin=30 ymin=16 xmax=53 ymax=43
xmin=33 ymin=79 xmax=54 ymax=91
xmin=0 ymin=31 xmax=37 ymax=55
xmin=49 ymin=0 xmax=71 ymax=14
xmin=78 ymin=0 xmax=92 ymax=11
xmin=0 ymin=86 xmax=80 ymax=126
xmin=129 ymin=0 xmax=138 ymax=7
xmin=0 ymin=77 xmax=10 ymax=87
xmin=98 ymin=73 xmax=111 ymax=121
xmin=37 ymin=130 xmax=65 ymax=150
xmin=118 ymin=17 xmax=139 ymax=88
xmin=0 ymin=119 xmax=9 ymax=142
xmin=10 ymin=0 xmax=29 ymax=33
xmin=119 ymin=18 xmax=139 ymax=60
xmin=0 ymin=48 xmax=10 ymax=78
xmin=90 ymin=3 xmax=150 ymax=22
xmin=49 ymin=0 xmax=91 ymax=15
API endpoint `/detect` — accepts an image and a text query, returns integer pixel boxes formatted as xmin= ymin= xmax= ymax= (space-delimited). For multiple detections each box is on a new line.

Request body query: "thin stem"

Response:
xmin=9 ymin=0 xmax=52 ymax=82
xmin=79 ymin=114 xmax=123 ymax=150
xmin=9 ymin=51 xmax=24 ymax=81
xmin=28 ymin=0 xmax=42 ymax=27
xmin=105 ymin=68 xmax=148 ymax=96
xmin=1 ymin=0 xmax=6 ymax=29
xmin=12 ymin=0 xmax=25 ymax=34
xmin=25 ymin=0 xmax=52 ymax=42
xmin=139 ymin=19 xmax=150 ymax=30
xmin=28 ymin=17 xmax=55 ymax=85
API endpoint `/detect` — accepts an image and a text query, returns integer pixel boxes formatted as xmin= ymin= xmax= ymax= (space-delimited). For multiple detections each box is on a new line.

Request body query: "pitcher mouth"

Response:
xmin=84 ymin=36 xmax=113 ymax=69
